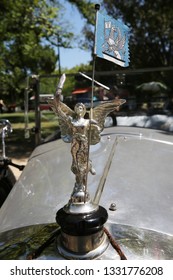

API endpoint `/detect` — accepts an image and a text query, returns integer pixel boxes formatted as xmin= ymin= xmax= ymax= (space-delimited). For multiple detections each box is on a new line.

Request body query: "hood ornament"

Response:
xmin=48 ymin=74 xmax=125 ymax=214
xmin=48 ymin=74 xmax=126 ymax=259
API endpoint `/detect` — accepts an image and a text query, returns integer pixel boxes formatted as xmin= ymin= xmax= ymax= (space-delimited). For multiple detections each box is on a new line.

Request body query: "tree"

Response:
xmin=38 ymin=63 xmax=93 ymax=100
xmin=68 ymin=0 xmax=173 ymax=93
xmin=71 ymin=0 xmax=173 ymax=69
xmin=0 ymin=0 xmax=74 ymax=103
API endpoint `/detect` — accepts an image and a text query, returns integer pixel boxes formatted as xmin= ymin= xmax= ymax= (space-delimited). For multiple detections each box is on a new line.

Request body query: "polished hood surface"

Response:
xmin=0 ymin=126 xmax=173 ymax=237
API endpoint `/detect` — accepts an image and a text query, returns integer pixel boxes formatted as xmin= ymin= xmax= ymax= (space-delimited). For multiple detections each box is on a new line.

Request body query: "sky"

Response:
xmin=58 ymin=1 xmax=103 ymax=69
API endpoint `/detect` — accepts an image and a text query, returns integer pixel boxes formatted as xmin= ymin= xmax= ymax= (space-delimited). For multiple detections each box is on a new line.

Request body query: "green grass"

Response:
xmin=0 ymin=111 xmax=59 ymax=159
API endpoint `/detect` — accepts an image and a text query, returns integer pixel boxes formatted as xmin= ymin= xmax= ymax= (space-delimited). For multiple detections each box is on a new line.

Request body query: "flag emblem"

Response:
xmin=95 ymin=11 xmax=130 ymax=67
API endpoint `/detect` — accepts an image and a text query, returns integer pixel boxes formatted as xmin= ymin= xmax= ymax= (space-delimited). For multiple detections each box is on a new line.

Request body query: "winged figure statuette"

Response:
xmin=48 ymin=93 xmax=125 ymax=191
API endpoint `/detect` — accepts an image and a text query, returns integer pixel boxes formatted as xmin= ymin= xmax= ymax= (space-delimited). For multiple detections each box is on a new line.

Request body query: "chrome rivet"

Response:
xmin=109 ymin=203 xmax=117 ymax=211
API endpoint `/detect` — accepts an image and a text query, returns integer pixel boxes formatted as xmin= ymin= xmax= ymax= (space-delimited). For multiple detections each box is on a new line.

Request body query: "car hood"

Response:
xmin=0 ymin=125 xmax=173 ymax=259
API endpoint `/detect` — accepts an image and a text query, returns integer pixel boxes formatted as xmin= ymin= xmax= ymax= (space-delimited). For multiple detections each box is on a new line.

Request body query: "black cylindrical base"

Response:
xmin=56 ymin=205 xmax=108 ymax=236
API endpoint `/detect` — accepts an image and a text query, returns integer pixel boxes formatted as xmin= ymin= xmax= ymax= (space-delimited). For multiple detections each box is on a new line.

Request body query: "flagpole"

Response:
xmin=90 ymin=4 xmax=100 ymax=117
xmin=84 ymin=4 xmax=100 ymax=202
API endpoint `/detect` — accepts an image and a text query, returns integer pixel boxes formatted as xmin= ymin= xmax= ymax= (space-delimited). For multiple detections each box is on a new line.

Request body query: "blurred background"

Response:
xmin=0 ymin=0 xmax=173 ymax=169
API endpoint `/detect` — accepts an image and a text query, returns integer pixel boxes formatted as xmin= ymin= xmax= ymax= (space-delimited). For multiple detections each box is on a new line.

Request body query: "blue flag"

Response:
xmin=95 ymin=11 xmax=130 ymax=67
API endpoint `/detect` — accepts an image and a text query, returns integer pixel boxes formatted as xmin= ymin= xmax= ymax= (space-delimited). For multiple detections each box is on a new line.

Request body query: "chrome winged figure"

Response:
xmin=48 ymin=74 xmax=125 ymax=195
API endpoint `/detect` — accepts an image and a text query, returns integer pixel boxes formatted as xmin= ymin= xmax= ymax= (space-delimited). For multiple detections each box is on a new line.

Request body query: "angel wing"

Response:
xmin=48 ymin=96 xmax=75 ymax=143
xmin=115 ymin=27 xmax=126 ymax=50
xmin=91 ymin=99 xmax=126 ymax=132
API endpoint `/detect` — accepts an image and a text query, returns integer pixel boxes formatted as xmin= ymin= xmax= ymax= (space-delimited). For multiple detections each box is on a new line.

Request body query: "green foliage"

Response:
xmin=2 ymin=111 xmax=58 ymax=157
xmin=3 ymin=0 xmax=172 ymax=104
xmin=0 ymin=0 xmax=76 ymax=103
xmin=64 ymin=64 xmax=93 ymax=93
xmin=38 ymin=63 xmax=93 ymax=98
xmin=71 ymin=0 xmax=173 ymax=70
xmin=68 ymin=0 xmax=95 ymax=51
xmin=68 ymin=0 xmax=95 ymax=25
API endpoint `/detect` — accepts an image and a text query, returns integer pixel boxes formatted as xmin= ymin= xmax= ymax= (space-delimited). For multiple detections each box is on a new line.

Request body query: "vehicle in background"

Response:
xmin=70 ymin=86 xmax=120 ymax=108
xmin=64 ymin=86 xmax=127 ymax=126
xmin=29 ymin=94 xmax=53 ymax=111
xmin=0 ymin=100 xmax=17 ymax=113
